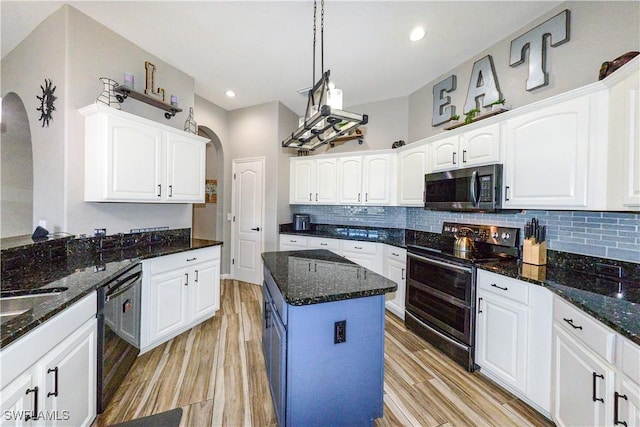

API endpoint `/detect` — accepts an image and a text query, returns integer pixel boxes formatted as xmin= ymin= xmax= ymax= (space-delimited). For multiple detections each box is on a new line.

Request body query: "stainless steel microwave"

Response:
xmin=424 ymin=164 xmax=503 ymax=212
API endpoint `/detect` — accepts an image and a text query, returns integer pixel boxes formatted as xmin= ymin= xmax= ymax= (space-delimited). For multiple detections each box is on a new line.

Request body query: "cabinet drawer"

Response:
xmin=617 ymin=336 xmax=640 ymax=384
xmin=147 ymin=246 xmax=218 ymax=275
xmin=384 ymin=245 xmax=406 ymax=261
xmin=307 ymin=237 xmax=340 ymax=251
xmin=264 ymin=266 xmax=287 ymax=326
xmin=342 ymin=240 xmax=378 ymax=255
xmin=553 ymin=296 xmax=616 ymax=363
xmin=477 ymin=270 xmax=529 ymax=304
xmin=280 ymin=235 xmax=308 ymax=248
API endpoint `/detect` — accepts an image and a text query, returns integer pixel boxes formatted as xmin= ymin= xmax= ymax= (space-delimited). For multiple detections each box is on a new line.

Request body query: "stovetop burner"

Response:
xmin=407 ymin=222 xmax=521 ymax=265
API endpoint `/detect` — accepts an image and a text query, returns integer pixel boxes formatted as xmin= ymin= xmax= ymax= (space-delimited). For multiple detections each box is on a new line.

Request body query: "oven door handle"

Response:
xmin=408 ymin=252 xmax=473 ymax=273
xmin=106 ymin=271 xmax=142 ymax=301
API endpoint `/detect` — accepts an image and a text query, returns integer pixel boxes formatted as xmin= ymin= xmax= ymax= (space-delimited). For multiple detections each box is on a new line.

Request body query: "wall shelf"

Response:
xmin=113 ymin=86 xmax=182 ymax=119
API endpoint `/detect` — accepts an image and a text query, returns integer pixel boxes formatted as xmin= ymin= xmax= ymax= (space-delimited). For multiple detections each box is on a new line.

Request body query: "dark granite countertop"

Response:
xmin=478 ymin=260 xmax=640 ymax=346
xmin=1 ymin=237 xmax=222 ymax=349
xmin=279 ymin=223 xmax=405 ymax=248
xmin=279 ymin=223 xmax=640 ymax=345
xmin=262 ymin=249 xmax=397 ymax=306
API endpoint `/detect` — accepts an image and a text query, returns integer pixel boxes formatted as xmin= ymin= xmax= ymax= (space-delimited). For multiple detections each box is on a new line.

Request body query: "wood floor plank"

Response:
xmin=96 ymin=280 xmax=553 ymax=427
xmin=179 ymin=398 xmax=213 ymax=427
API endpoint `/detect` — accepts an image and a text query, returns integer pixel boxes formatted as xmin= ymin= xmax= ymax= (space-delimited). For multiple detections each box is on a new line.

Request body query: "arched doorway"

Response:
xmin=192 ymin=126 xmax=224 ymax=243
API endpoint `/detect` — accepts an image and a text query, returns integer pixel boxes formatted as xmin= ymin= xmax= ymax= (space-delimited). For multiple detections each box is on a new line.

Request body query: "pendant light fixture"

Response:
xmin=282 ymin=0 xmax=368 ymax=152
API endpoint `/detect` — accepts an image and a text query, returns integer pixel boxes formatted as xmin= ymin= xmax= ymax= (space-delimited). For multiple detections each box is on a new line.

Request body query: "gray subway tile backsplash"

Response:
xmin=290 ymin=205 xmax=640 ymax=263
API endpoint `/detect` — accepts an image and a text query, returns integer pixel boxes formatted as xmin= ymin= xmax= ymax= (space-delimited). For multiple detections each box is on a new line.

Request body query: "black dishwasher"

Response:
xmin=96 ymin=262 xmax=142 ymax=413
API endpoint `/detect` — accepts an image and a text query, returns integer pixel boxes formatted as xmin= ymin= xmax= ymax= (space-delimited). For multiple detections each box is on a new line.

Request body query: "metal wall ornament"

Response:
xmin=184 ymin=107 xmax=197 ymax=134
xmin=510 ymin=9 xmax=570 ymax=91
xmin=36 ymin=78 xmax=57 ymax=127
xmin=464 ymin=55 xmax=502 ymax=113
xmin=96 ymin=77 xmax=122 ymax=110
xmin=432 ymin=75 xmax=457 ymax=126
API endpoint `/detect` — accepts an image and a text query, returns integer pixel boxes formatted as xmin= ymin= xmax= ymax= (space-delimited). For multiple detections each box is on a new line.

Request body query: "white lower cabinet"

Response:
xmin=552 ymin=325 xmax=614 ymax=427
xmin=0 ymin=294 xmax=97 ymax=427
xmin=279 ymin=235 xmax=309 ymax=251
xmin=383 ymin=246 xmax=406 ymax=319
xmin=475 ymin=270 xmax=552 ymax=415
xmin=141 ymin=246 xmax=221 ymax=352
xmin=341 ymin=240 xmax=383 ymax=275
xmin=552 ymin=295 xmax=640 ymax=427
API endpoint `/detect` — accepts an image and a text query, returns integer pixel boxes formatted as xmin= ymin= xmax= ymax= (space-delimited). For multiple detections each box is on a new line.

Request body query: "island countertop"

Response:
xmin=261 ymin=249 xmax=397 ymax=306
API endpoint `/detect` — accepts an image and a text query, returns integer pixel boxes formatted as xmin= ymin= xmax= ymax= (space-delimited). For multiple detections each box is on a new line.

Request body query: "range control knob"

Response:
xmin=492 ymin=232 xmax=499 ymax=239
xmin=501 ymin=232 xmax=507 ymax=239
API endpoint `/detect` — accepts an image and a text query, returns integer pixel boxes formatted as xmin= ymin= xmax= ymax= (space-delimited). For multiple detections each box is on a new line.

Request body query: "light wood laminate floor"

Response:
xmin=94 ymin=280 xmax=554 ymax=427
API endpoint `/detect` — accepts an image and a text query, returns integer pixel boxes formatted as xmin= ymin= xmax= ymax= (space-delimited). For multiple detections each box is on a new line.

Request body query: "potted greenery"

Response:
xmin=450 ymin=114 xmax=460 ymax=123
xmin=464 ymin=108 xmax=480 ymax=124
xmin=490 ymin=99 xmax=506 ymax=112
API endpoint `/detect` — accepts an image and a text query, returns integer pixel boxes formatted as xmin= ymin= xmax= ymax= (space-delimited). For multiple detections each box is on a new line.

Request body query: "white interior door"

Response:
xmin=232 ymin=158 xmax=264 ymax=285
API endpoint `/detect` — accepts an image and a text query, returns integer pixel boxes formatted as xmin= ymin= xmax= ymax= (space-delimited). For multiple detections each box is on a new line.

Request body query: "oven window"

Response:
xmin=408 ymin=257 xmax=471 ymax=302
xmin=406 ymin=284 xmax=470 ymax=344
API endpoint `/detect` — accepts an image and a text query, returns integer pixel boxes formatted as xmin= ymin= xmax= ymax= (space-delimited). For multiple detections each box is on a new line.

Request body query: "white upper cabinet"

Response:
xmin=503 ymin=92 xmax=605 ymax=209
xmin=397 ymin=142 xmax=429 ymax=206
xmin=430 ymin=123 xmax=500 ymax=172
xmin=606 ymin=58 xmax=640 ymax=209
xmin=289 ymin=157 xmax=337 ymax=205
xmin=81 ymin=104 xmax=208 ymax=203
xmin=338 ymin=153 xmax=394 ymax=205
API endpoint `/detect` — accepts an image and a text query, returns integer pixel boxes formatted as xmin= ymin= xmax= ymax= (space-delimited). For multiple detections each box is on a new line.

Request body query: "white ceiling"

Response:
xmin=1 ymin=1 xmax=562 ymax=115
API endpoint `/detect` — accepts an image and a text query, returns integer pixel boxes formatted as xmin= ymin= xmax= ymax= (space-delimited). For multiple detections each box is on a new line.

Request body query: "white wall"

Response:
xmin=1 ymin=7 xmax=66 ymax=234
xmin=408 ymin=1 xmax=640 ymax=141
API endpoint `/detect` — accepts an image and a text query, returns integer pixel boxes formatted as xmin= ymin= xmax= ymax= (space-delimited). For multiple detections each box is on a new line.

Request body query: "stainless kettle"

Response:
xmin=454 ymin=228 xmax=475 ymax=252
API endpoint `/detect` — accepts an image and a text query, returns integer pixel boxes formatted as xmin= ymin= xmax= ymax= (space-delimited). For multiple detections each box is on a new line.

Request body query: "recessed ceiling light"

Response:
xmin=225 ymin=90 xmax=236 ymax=98
xmin=409 ymin=26 xmax=426 ymax=42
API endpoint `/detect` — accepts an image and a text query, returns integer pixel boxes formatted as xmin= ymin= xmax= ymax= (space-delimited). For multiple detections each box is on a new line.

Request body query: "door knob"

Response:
xmin=251 ymin=227 xmax=261 ymax=231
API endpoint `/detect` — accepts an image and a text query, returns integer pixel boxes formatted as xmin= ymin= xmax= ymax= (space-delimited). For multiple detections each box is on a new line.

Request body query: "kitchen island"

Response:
xmin=261 ymin=249 xmax=397 ymax=427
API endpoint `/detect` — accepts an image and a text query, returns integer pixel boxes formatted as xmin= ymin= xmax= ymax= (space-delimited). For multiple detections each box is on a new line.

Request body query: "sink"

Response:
xmin=0 ymin=287 xmax=68 ymax=325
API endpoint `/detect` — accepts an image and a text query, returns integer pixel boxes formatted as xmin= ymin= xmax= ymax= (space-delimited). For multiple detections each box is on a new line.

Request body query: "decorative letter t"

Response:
xmin=509 ymin=9 xmax=570 ymax=91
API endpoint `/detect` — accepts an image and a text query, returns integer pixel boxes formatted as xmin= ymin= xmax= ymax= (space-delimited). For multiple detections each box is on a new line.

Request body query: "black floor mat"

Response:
xmin=109 ymin=408 xmax=183 ymax=427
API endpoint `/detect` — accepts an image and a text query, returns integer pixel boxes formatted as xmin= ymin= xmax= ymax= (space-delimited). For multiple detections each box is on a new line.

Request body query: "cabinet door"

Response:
xmin=610 ymin=70 xmax=640 ymax=207
xmin=552 ymin=325 xmax=614 ymax=427
xmin=190 ymin=260 xmax=220 ymax=323
xmin=106 ymin=115 xmax=163 ymax=201
xmin=476 ymin=291 xmax=528 ymax=392
xmin=460 ymin=123 xmax=500 ymax=167
xmin=398 ymin=144 xmax=429 ymax=206
xmin=430 ymin=135 xmax=459 ymax=172
xmin=41 ymin=319 xmax=96 ymax=427
xmin=616 ymin=376 xmax=640 ymax=427
xmin=165 ymin=133 xmax=206 ymax=202
xmin=384 ymin=258 xmax=406 ymax=319
xmin=504 ymin=96 xmax=590 ymax=208
xmin=148 ymin=267 xmax=189 ymax=344
xmin=0 ymin=372 xmax=36 ymax=426
xmin=315 ymin=158 xmax=337 ymax=204
xmin=290 ymin=159 xmax=315 ymax=204
xmin=338 ymin=156 xmax=363 ymax=204
xmin=268 ymin=301 xmax=287 ymax=427
xmin=362 ymin=154 xmax=392 ymax=205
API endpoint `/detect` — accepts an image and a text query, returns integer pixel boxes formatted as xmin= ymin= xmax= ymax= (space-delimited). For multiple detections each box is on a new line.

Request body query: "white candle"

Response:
xmin=123 ymin=72 xmax=134 ymax=89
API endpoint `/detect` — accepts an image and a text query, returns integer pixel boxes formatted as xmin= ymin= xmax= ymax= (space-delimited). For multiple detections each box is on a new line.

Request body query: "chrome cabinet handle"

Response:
xmin=401 ymin=268 xmax=405 ymax=280
xmin=490 ymin=283 xmax=508 ymax=291
xmin=365 ymin=193 xmax=368 ymax=202
xmin=47 ymin=367 xmax=59 ymax=397
xmin=320 ymin=243 xmax=327 ymax=246
xmin=169 ymin=185 xmax=173 ymax=197
xmin=184 ymin=273 xmax=189 ymax=286
xmin=505 ymin=186 xmax=510 ymax=201
xmin=563 ymin=318 xmax=583 ymax=330
xmin=157 ymin=184 xmax=162 ymax=197
xmin=478 ymin=297 xmax=483 ymax=314
xmin=316 ymin=193 xmax=318 ymax=202
xmin=452 ymin=151 xmax=457 ymax=165
xmin=358 ymin=193 xmax=361 ymax=202
xmin=195 ymin=270 xmax=199 ymax=283
xmin=391 ymin=252 xmax=399 ymax=257
xmin=309 ymin=193 xmax=312 ymax=201
xmin=186 ymin=257 xmax=197 ymax=262
xmin=462 ymin=150 xmax=467 ymax=163
xmin=354 ymin=246 xmax=363 ymax=250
